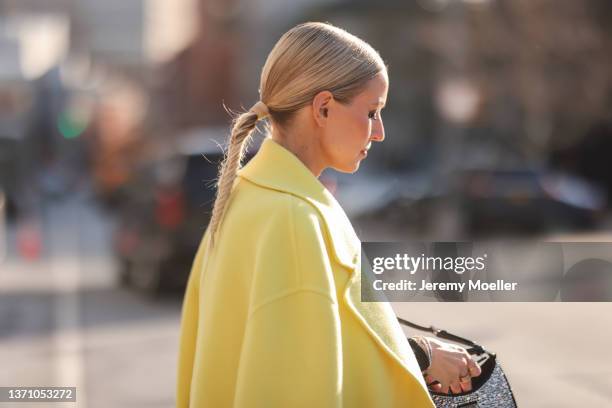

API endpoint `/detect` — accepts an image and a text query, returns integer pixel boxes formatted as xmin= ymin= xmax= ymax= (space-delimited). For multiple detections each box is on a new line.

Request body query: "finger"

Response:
xmin=449 ymin=382 xmax=462 ymax=394
xmin=428 ymin=383 xmax=443 ymax=392
xmin=424 ymin=374 xmax=441 ymax=389
xmin=459 ymin=378 xmax=472 ymax=392
xmin=468 ymin=358 xmax=482 ymax=377
xmin=458 ymin=356 xmax=470 ymax=377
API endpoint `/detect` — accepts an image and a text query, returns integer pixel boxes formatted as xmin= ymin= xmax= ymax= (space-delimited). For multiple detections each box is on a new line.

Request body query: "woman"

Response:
xmin=176 ymin=22 xmax=480 ymax=407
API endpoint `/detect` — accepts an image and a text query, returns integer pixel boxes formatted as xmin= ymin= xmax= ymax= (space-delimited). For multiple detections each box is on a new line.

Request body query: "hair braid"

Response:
xmin=207 ymin=110 xmax=259 ymax=250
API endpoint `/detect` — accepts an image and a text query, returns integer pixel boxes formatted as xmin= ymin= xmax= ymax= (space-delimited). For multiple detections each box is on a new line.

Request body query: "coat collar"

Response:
xmin=237 ymin=137 xmax=432 ymax=400
xmin=237 ymin=137 xmax=360 ymax=270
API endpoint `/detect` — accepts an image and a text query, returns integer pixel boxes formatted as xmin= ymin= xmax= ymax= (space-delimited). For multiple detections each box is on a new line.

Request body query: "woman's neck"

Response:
xmin=270 ymin=126 xmax=327 ymax=178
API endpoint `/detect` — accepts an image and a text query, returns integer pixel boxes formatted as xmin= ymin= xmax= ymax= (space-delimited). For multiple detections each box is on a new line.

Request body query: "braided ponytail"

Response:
xmin=207 ymin=102 xmax=269 ymax=250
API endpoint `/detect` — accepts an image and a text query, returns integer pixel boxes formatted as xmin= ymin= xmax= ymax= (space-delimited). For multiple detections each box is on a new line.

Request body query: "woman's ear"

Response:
xmin=312 ymin=90 xmax=333 ymax=127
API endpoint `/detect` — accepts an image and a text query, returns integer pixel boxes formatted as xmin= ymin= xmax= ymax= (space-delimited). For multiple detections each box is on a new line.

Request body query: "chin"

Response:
xmin=333 ymin=161 xmax=361 ymax=174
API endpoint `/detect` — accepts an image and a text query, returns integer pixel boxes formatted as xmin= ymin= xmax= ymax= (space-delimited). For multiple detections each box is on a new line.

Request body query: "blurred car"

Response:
xmin=458 ymin=169 xmax=606 ymax=236
xmin=0 ymin=78 xmax=33 ymax=221
xmin=358 ymin=168 xmax=606 ymax=239
xmin=0 ymin=188 xmax=5 ymax=262
xmin=113 ymin=129 xmax=257 ymax=295
xmin=0 ymin=132 xmax=20 ymax=220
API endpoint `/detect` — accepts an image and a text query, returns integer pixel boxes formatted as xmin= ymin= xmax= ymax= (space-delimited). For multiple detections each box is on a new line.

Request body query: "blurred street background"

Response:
xmin=1 ymin=0 xmax=612 ymax=406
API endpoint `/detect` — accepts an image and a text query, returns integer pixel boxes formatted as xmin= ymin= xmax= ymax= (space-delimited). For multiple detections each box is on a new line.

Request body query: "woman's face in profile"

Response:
xmin=322 ymin=71 xmax=388 ymax=173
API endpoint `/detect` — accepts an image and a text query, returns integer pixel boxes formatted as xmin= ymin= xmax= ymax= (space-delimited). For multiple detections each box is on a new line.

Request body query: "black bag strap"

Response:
xmin=397 ymin=317 xmax=488 ymax=355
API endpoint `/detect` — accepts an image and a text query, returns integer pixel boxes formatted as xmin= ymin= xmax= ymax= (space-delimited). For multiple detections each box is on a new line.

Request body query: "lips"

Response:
xmin=360 ymin=143 xmax=372 ymax=156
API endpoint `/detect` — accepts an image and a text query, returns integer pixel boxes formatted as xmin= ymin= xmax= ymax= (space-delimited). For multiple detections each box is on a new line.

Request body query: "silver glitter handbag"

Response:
xmin=398 ymin=318 xmax=518 ymax=408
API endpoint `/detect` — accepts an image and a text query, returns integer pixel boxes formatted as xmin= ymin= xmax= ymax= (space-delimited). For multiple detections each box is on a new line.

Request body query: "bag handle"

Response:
xmin=397 ymin=317 xmax=489 ymax=355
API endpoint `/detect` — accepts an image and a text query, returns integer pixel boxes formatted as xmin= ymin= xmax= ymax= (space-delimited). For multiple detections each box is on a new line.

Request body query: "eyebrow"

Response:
xmin=371 ymin=100 xmax=386 ymax=108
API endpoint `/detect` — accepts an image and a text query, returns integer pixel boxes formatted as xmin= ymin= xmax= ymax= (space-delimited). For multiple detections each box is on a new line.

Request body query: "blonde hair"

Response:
xmin=207 ymin=21 xmax=386 ymax=249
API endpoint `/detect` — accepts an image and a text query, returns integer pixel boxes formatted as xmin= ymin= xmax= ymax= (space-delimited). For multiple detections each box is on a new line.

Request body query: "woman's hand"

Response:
xmin=421 ymin=337 xmax=482 ymax=395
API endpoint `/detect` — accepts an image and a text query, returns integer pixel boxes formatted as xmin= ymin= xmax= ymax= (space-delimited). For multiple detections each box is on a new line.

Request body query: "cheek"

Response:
xmin=353 ymin=116 xmax=371 ymax=145
xmin=344 ymin=111 xmax=370 ymax=140
xmin=324 ymin=110 xmax=370 ymax=163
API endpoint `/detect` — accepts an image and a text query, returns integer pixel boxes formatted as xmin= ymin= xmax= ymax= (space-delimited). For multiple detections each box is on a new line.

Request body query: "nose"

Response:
xmin=370 ymin=118 xmax=385 ymax=142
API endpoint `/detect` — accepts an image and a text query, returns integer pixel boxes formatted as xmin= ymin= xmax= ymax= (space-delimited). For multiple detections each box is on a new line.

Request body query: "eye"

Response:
xmin=368 ymin=110 xmax=380 ymax=120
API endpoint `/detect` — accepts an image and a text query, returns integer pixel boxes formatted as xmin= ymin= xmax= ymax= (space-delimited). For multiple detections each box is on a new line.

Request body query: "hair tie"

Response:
xmin=250 ymin=101 xmax=269 ymax=120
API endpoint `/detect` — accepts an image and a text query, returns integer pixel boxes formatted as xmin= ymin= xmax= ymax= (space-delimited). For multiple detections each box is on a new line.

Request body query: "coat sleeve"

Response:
xmin=176 ymin=231 xmax=208 ymax=408
xmin=233 ymin=198 xmax=343 ymax=408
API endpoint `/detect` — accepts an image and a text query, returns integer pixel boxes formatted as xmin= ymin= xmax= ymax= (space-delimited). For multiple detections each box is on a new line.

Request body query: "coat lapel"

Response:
xmin=237 ymin=137 xmax=429 ymax=392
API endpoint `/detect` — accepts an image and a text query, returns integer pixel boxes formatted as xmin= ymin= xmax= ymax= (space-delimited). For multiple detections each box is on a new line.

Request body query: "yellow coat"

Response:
xmin=176 ymin=137 xmax=434 ymax=407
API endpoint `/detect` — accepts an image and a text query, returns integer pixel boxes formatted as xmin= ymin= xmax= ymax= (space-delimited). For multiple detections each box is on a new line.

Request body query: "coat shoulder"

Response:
xmin=225 ymin=179 xmax=338 ymax=307
xmin=229 ymin=177 xmax=328 ymax=237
